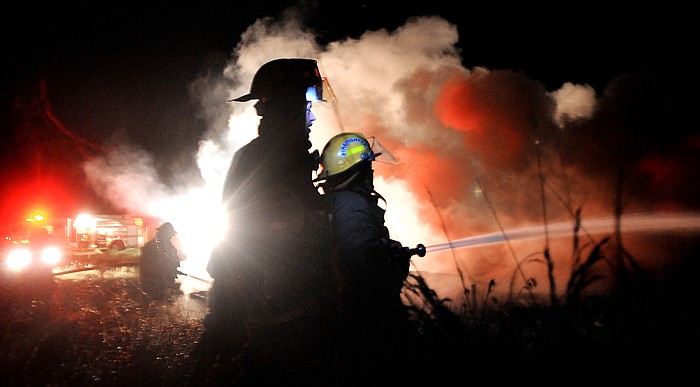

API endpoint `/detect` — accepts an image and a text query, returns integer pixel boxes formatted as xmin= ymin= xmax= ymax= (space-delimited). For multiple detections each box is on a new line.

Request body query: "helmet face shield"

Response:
xmin=307 ymin=77 xmax=337 ymax=107
xmin=366 ymin=136 xmax=397 ymax=164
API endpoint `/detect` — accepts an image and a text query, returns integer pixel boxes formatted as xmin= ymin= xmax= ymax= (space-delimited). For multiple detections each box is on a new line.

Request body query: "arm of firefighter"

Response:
xmin=385 ymin=240 xmax=425 ymax=290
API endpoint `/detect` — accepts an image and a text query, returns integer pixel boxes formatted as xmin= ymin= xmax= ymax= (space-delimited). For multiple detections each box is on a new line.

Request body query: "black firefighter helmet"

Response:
xmin=156 ymin=222 xmax=176 ymax=237
xmin=228 ymin=58 xmax=335 ymax=104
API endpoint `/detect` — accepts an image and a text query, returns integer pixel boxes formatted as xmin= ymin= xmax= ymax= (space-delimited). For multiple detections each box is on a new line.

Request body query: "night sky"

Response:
xmin=2 ymin=1 xmax=698 ymax=285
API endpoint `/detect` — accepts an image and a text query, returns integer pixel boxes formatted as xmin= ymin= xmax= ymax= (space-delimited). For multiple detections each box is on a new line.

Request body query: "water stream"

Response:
xmin=424 ymin=212 xmax=700 ymax=253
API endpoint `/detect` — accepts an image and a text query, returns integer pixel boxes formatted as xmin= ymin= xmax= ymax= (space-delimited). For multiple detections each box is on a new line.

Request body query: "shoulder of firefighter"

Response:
xmin=139 ymin=239 xmax=157 ymax=258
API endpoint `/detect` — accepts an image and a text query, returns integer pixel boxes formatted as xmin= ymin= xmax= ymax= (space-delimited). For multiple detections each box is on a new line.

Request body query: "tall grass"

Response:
xmin=401 ymin=163 xmax=699 ymax=382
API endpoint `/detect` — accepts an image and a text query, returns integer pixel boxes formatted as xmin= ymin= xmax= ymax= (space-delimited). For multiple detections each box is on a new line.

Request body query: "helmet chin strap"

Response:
xmin=326 ymin=165 xmax=377 ymax=193
xmin=327 ymin=170 xmax=361 ymax=191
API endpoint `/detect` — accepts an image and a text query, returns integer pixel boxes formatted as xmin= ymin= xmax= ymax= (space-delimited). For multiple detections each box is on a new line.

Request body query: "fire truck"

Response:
xmin=2 ymin=211 xmax=151 ymax=281
xmin=71 ymin=213 xmax=147 ymax=251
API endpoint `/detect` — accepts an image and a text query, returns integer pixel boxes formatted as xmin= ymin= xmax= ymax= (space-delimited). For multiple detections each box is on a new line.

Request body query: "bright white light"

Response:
xmin=74 ymin=213 xmax=97 ymax=232
xmin=144 ymin=183 xmax=226 ymax=285
xmin=41 ymin=246 xmax=62 ymax=265
xmin=7 ymin=248 xmax=31 ymax=271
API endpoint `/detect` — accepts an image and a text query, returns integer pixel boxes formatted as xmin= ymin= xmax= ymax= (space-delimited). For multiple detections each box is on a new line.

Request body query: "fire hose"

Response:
xmin=176 ymin=269 xmax=213 ymax=283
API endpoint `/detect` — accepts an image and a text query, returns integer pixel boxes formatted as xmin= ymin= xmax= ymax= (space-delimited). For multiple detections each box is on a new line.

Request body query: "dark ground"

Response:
xmin=0 ymin=268 xmax=205 ymax=386
xmin=1 ymin=263 xmax=699 ymax=386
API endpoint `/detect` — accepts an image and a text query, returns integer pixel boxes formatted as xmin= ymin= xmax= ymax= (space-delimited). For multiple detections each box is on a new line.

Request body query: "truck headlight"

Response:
xmin=7 ymin=248 xmax=31 ymax=271
xmin=41 ymin=246 xmax=62 ymax=265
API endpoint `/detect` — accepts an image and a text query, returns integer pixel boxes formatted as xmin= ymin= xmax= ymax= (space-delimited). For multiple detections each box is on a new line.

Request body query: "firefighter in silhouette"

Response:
xmin=139 ymin=222 xmax=181 ymax=301
xmin=26 ymin=226 xmax=57 ymax=288
xmin=197 ymin=58 xmax=338 ymax=385
xmin=316 ymin=132 xmax=425 ymax=386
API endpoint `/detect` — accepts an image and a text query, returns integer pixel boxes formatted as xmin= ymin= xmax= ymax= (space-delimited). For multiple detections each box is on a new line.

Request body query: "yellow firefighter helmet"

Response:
xmin=317 ymin=132 xmax=378 ymax=180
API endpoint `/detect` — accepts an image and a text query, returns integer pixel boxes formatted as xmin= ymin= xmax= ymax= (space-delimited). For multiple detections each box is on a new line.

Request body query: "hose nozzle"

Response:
xmin=405 ymin=243 xmax=426 ymax=258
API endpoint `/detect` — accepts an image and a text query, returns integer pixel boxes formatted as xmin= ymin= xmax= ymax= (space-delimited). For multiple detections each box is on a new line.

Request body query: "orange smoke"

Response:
xmin=432 ymin=75 xmax=485 ymax=133
xmin=386 ymin=144 xmax=467 ymax=203
xmin=433 ymin=70 xmax=550 ymax=172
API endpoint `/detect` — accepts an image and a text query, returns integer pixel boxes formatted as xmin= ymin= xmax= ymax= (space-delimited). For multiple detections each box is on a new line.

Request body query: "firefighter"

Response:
xmin=26 ymin=226 xmax=57 ymax=288
xmin=197 ymin=58 xmax=337 ymax=385
xmin=316 ymin=132 xmax=418 ymax=386
xmin=138 ymin=222 xmax=181 ymax=301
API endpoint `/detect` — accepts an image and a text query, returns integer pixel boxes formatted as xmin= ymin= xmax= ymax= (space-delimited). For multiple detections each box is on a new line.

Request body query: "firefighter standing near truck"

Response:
xmin=139 ymin=222 xmax=181 ymax=301
xmin=195 ymin=58 xmax=338 ymax=385
xmin=316 ymin=132 xmax=423 ymax=386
